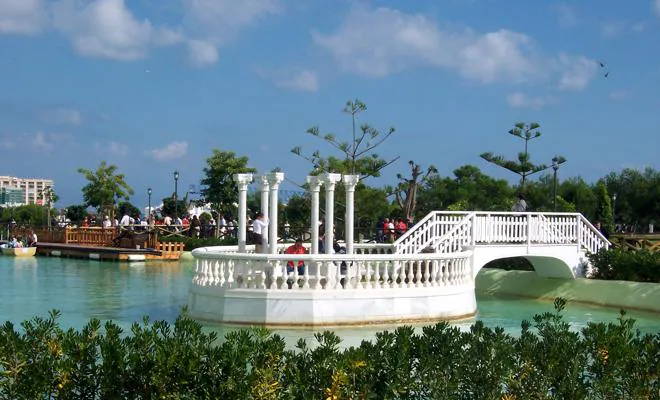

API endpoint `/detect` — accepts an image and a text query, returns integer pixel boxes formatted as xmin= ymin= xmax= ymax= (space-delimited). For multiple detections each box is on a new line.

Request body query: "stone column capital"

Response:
xmin=342 ymin=174 xmax=360 ymax=189
xmin=266 ymin=172 xmax=285 ymax=188
xmin=233 ymin=173 xmax=253 ymax=188
xmin=256 ymin=175 xmax=270 ymax=189
xmin=319 ymin=172 xmax=342 ymax=187
xmin=306 ymin=175 xmax=324 ymax=191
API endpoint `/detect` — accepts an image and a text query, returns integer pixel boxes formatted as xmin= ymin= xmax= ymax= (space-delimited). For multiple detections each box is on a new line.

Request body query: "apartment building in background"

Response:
xmin=0 ymin=175 xmax=55 ymax=206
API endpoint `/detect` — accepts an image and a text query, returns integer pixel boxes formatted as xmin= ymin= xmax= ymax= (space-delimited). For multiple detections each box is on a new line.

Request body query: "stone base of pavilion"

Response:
xmin=187 ymin=285 xmax=477 ymax=328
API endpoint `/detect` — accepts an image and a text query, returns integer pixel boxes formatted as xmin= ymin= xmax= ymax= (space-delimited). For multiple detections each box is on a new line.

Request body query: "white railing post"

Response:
xmin=576 ymin=215 xmax=582 ymax=253
xmin=526 ymin=213 xmax=532 ymax=252
xmin=470 ymin=213 xmax=476 ymax=246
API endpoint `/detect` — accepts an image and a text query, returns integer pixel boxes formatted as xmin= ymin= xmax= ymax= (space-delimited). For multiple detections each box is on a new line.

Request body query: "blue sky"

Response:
xmin=0 ymin=0 xmax=658 ymax=208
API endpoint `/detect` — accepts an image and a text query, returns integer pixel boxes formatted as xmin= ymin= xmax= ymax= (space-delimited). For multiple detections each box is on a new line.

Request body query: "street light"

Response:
xmin=612 ymin=193 xmax=617 ymax=229
xmin=173 ymin=171 xmax=179 ymax=220
xmin=147 ymin=187 xmax=152 ymax=225
xmin=551 ymin=156 xmax=566 ymax=212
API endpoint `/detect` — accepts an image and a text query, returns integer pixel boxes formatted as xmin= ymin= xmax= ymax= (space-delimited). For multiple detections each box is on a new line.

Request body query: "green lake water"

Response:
xmin=1 ymin=256 xmax=658 ymax=348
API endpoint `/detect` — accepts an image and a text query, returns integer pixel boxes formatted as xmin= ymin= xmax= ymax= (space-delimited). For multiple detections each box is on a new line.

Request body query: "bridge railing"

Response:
xmin=397 ymin=211 xmax=610 ymax=254
xmin=394 ymin=211 xmax=469 ymax=254
xmin=191 ymin=249 xmax=473 ymax=291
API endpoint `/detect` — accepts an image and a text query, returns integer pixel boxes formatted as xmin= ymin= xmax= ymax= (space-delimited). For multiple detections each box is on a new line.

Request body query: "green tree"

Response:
xmin=480 ymin=122 xmax=553 ymax=190
xmin=65 ymin=205 xmax=88 ymax=225
xmin=200 ymin=149 xmax=257 ymax=216
xmin=118 ymin=201 xmax=140 ymax=219
xmin=416 ymin=165 xmax=513 ymax=216
xmin=594 ymin=181 xmax=614 ymax=236
xmin=78 ymin=161 xmax=134 ymax=221
xmin=291 ymin=99 xmax=398 ymax=179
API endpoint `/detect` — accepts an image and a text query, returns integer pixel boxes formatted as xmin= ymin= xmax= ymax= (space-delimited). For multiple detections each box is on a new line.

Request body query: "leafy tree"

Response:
xmin=65 ymin=205 xmax=88 ymax=225
xmin=291 ymin=99 xmax=398 ymax=179
xmin=416 ymin=165 xmax=513 ymax=216
xmin=200 ymin=149 xmax=257 ymax=216
xmin=480 ymin=122 xmax=553 ymax=190
xmin=594 ymin=181 xmax=614 ymax=236
xmin=558 ymin=177 xmax=598 ymax=219
xmin=161 ymin=197 xmax=187 ymax=219
xmin=390 ymin=161 xmax=437 ymax=223
xmin=78 ymin=161 xmax=134 ymax=221
xmin=603 ymin=167 xmax=660 ymax=231
xmin=117 ymin=201 xmax=140 ymax=219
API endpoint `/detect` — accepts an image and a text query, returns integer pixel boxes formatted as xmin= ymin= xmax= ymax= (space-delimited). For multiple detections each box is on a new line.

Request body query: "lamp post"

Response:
xmin=551 ymin=156 xmax=566 ymax=212
xmin=173 ymin=171 xmax=179 ymax=220
xmin=147 ymin=187 xmax=152 ymax=225
xmin=612 ymin=193 xmax=617 ymax=229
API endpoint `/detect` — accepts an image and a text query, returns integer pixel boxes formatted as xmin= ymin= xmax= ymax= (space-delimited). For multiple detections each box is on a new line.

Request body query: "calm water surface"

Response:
xmin=1 ymin=256 xmax=658 ymax=347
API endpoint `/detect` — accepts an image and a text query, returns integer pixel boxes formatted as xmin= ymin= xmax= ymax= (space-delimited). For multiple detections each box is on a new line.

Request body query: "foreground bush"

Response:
xmin=1 ymin=300 xmax=658 ymax=399
xmin=588 ymin=248 xmax=660 ymax=282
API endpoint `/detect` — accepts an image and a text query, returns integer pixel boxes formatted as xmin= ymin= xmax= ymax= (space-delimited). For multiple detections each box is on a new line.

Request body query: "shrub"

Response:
xmin=1 ymin=300 xmax=658 ymax=399
xmin=588 ymin=248 xmax=660 ymax=282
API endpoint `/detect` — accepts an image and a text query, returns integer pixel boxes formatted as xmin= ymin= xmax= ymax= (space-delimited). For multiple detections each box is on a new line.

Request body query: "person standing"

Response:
xmin=512 ymin=193 xmax=527 ymax=212
xmin=252 ymin=212 xmax=269 ymax=253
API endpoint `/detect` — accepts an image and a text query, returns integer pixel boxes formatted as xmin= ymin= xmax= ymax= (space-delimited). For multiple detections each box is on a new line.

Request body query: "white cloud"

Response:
xmin=312 ymin=6 xmax=596 ymax=90
xmin=257 ymin=68 xmax=319 ymax=92
xmin=0 ymin=0 xmax=47 ymax=35
xmin=609 ymin=90 xmax=633 ymax=101
xmin=554 ymin=4 xmax=578 ymax=28
xmin=276 ymin=70 xmax=319 ymax=92
xmin=41 ymin=107 xmax=83 ymax=125
xmin=51 ymin=0 xmax=182 ymax=61
xmin=187 ymin=39 xmax=219 ymax=67
xmin=506 ymin=92 xmax=556 ymax=109
xmin=147 ymin=141 xmax=188 ymax=161
xmin=0 ymin=0 xmax=281 ymax=66
xmin=600 ymin=21 xmax=626 ymax=38
xmin=181 ymin=0 xmax=281 ymax=66
xmin=109 ymin=141 xmax=129 ymax=156
xmin=556 ymin=54 xmax=598 ymax=91
xmin=31 ymin=131 xmax=53 ymax=151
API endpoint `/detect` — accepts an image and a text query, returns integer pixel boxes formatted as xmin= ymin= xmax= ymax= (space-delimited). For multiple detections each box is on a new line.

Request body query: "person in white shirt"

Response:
xmin=120 ymin=214 xmax=131 ymax=226
xmin=251 ymin=212 xmax=268 ymax=253
xmin=102 ymin=216 xmax=112 ymax=228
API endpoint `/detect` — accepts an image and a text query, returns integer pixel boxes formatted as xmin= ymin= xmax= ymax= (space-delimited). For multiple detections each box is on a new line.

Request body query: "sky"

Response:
xmin=0 ymin=0 xmax=659 ymax=208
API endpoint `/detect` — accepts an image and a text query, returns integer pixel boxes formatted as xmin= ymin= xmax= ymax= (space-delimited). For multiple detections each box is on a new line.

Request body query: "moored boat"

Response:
xmin=1 ymin=247 xmax=37 ymax=257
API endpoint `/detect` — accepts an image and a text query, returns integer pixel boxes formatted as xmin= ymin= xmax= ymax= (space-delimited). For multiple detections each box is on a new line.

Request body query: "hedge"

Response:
xmin=1 ymin=299 xmax=658 ymax=399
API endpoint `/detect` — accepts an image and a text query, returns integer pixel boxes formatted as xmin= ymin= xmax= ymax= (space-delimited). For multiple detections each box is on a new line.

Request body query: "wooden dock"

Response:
xmin=36 ymin=242 xmax=185 ymax=262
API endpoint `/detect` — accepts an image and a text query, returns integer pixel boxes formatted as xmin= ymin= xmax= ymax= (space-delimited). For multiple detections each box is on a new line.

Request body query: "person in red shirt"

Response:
xmin=284 ymin=238 xmax=307 ymax=275
xmin=395 ymin=218 xmax=407 ymax=238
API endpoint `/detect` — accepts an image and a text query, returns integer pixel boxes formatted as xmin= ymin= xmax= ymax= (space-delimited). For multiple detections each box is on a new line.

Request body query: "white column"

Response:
xmin=306 ymin=176 xmax=323 ymax=254
xmin=320 ymin=173 xmax=342 ymax=254
xmin=233 ymin=173 xmax=254 ymax=252
xmin=257 ymin=175 xmax=270 ymax=251
xmin=342 ymin=175 xmax=360 ymax=255
xmin=267 ymin=172 xmax=285 ymax=254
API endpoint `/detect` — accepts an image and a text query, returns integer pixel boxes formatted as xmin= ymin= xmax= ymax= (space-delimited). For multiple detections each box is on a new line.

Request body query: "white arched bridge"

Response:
xmin=190 ymin=211 xmax=608 ymax=328
xmin=189 ymin=172 xmax=609 ymax=327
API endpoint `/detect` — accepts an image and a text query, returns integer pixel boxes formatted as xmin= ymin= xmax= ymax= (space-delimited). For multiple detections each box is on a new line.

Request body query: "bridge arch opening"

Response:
xmin=478 ymin=256 xmax=576 ymax=279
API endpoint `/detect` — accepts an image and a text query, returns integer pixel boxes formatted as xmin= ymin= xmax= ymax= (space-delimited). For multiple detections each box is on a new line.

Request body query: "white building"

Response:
xmin=0 ymin=175 xmax=55 ymax=206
